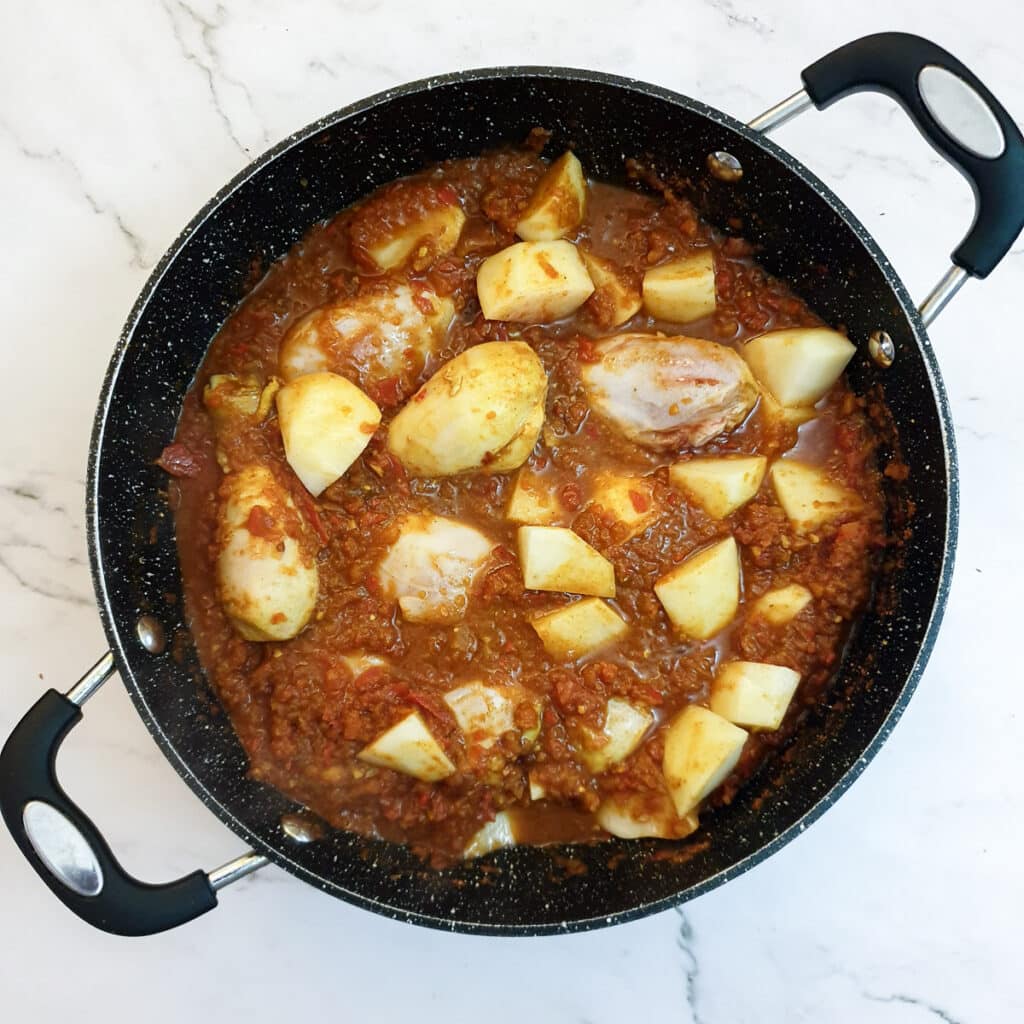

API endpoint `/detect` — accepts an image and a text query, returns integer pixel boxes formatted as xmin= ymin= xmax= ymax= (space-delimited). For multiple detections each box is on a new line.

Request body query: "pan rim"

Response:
xmin=85 ymin=64 xmax=959 ymax=935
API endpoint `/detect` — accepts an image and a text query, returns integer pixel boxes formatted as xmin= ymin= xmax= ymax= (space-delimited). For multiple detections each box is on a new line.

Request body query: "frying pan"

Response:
xmin=3 ymin=32 xmax=1022 ymax=937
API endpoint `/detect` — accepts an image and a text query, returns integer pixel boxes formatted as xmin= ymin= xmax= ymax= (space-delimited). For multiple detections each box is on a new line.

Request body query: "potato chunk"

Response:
xmin=354 ymin=184 xmax=467 ymax=271
xmin=339 ymin=653 xmax=388 ymax=677
xmin=476 ymin=240 xmax=594 ymax=323
xmin=531 ymin=598 xmax=628 ymax=660
xmin=742 ymin=328 xmax=856 ymax=407
xmin=770 ymin=460 xmax=860 ymax=532
xmin=710 ymin=661 xmax=802 ymax=731
xmin=669 ymin=455 xmax=766 ymax=519
xmin=357 ymin=712 xmax=455 ymax=782
xmin=506 ymin=468 xmax=563 ymax=525
xmin=642 ymin=250 xmax=717 ymax=322
xmin=518 ymin=525 xmax=616 ymax=597
xmin=387 ymin=341 xmax=547 ymax=477
xmin=758 ymin=390 xmax=818 ymax=430
xmin=589 ymin=473 xmax=658 ymax=539
xmin=216 ymin=465 xmax=318 ymax=642
xmin=515 ymin=152 xmax=587 ymax=241
xmin=581 ymin=698 xmax=653 ymax=773
xmin=444 ymin=681 xmax=541 ymax=749
xmin=654 ymin=536 xmax=740 ymax=640
xmin=204 ymin=373 xmax=261 ymax=425
xmin=464 ymin=811 xmax=518 ymax=859
xmin=377 ymin=514 xmax=493 ymax=623
xmin=582 ymin=251 xmax=642 ymax=328
xmin=662 ymin=705 xmax=748 ymax=817
xmin=596 ymin=792 xmax=698 ymax=840
xmin=528 ymin=773 xmax=547 ymax=801
xmin=276 ymin=372 xmax=381 ymax=496
xmin=751 ymin=583 xmax=812 ymax=625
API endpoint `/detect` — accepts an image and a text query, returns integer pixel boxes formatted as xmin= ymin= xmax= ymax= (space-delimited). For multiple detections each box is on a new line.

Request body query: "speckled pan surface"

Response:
xmin=86 ymin=68 xmax=957 ymax=934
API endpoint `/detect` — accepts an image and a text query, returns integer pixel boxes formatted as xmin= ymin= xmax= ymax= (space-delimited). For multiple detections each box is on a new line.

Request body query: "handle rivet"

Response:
xmin=136 ymin=615 xmax=166 ymax=654
xmin=868 ymin=330 xmax=895 ymax=368
xmin=707 ymin=151 xmax=743 ymax=183
xmin=281 ymin=812 xmax=326 ymax=843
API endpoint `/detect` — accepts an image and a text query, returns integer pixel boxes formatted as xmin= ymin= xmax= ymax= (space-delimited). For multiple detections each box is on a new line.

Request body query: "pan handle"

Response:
xmin=749 ymin=32 xmax=1024 ymax=321
xmin=0 ymin=653 xmax=266 ymax=936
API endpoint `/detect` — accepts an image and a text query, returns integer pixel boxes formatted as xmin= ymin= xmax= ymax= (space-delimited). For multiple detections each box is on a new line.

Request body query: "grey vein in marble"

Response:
xmin=676 ymin=908 xmax=704 ymax=1024
xmin=864 ymin=991 xmax=965 ymax=1024
xmin=160 ymin=0 xmax=268 ymax=157
xmin=0 ymin=476 xmax=91 ymax=607
xmin=0 ymin=120 xmax=149 ymax=269
xmin=701 ymin=0 xmax=773 ymax=38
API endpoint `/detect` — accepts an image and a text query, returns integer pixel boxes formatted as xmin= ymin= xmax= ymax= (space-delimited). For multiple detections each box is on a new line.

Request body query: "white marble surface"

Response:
xmin=1 ymin=1 xmax=1021 ymax=1020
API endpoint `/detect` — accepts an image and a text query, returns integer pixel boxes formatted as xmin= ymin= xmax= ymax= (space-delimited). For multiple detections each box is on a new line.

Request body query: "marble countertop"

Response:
xmin=2 ymin=2 xmax=1021 ymax=1020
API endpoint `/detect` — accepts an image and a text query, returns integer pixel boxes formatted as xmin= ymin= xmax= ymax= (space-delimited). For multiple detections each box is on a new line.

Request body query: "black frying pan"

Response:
xmin=3 ymin=33 xmax=1022 ymax=937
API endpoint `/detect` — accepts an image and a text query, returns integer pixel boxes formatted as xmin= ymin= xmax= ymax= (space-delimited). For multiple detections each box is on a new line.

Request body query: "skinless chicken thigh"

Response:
xmin=278 ymin=282 xmax=454 ymax=396
xmin=377 ymin=514 xmax=494 ymax=624
xmin=580 ymin=333 xmax=758 ymax=449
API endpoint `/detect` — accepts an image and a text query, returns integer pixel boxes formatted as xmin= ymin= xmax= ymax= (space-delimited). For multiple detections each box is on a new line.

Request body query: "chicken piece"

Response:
xmin=579 ymin=333 xmax=758 ymax=450
xmin=277 ymin=283 xmax=455 ymax=399
xmin=376 ymin=514 xmax=494 ymax=624
xmin=216 ymin=465 xmax=319 ymax=641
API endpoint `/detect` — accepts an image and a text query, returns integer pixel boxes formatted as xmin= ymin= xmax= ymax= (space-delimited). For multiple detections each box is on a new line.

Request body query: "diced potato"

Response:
xmin=387 ymin=341 xmax=547 ymax=477
xmin=339 ymin=653 xmax=388 ymax=677
xmin=654 ymin=536 xmax=740 ymax=640
xmin=642 ymin=250 xmax=717 ymax=322
xmin=506 ymin=468 xmax=563 ymax=525
xmin=742 ymin=328 xmax=856 ymax=407
xmin=770 ymin=460 xmax=860 ymax=532
xmin=528 ymin=772 xmax=547 ymax=801
xmin=751 ymin=583 xmax=813 ymax=625
xmin=515 ymin=152 xmax=588 ymax=241
xmin=662 ymin=705 xmax=748 ymax=817
xmin=589 ymin=473 xmax=658 ymax=539
xmin=582 ymin=251 xmax=642 ymax=328
xmin=276 ymin=372 xmax=381 ymax=496
xmin=357 ymin=711 xmax=455 ymax=782
xmin=596 ymin=792 xmax=699 ymax=840
xmin=204 ymin=373 xmax=261 ymax=425
xmin=216 ymin=465 xmax=318 ymax=642
xmin=203 ymin=375 xmax=279 ymax=471
xmin=531 ymin=598 xmax=628 ymax=660
xmin=758 ymin=390 xmax=818 ymax=430
xmin=464 ymin=811 xmax=518 ymax=859
xmin=477 ymin=240 xmax=594 ymax=323
xmin=710 ymin=661 xmax=802 ymax=730
xmin=518 ymin=525 xmax=616 ymax=597
xmin=365 ymin=202 xmax=466 ymax=272
xmin=444 ymin=681 xmax=541 ymax=749
xmin=377 ymin=514 xmax=493 ymax=623
xmin=669 ymin=456 xmax=767 ymax=519
xmin=581 ymin=698 xmax=653 ymax=773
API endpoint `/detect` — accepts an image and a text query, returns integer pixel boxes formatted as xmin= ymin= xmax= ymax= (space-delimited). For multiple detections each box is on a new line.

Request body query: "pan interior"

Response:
xmin=88 ymin=69 xmax=954 ymax=934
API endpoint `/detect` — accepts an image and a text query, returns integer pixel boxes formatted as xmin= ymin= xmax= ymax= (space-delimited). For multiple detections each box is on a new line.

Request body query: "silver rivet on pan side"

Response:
xmin=136 ymin=615 xmax=166 ymax=653
xmin=707 ymin=151 xmax=743 ymax=182
xmin=281 ymin=812 xmax=326 ymax=843
xmin=868 ymin=330 xmax=896 ymax=368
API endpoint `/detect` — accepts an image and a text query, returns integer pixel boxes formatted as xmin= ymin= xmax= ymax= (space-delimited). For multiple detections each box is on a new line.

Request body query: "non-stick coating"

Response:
xmin=87 ymin=68 xmax=956 ymax=934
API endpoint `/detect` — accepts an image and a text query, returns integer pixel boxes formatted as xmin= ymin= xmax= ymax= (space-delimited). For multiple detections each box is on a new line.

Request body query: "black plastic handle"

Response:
xmin=801 ymin=32 xmax=1024 ymax=278
xmin=0 ymin=688 xmax=218 ymax=936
